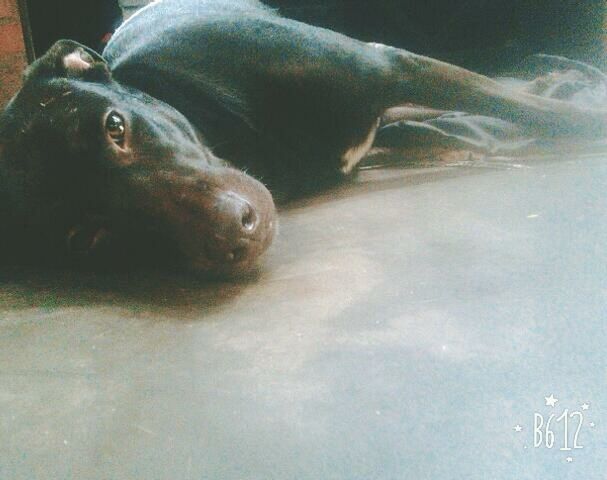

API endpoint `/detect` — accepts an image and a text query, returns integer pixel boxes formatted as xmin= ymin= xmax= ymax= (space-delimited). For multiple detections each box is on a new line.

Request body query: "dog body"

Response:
xmin=105 ymin=0 xmax=391 ymax=185
xmin=1 ymin=0 xmax=605 ymax=274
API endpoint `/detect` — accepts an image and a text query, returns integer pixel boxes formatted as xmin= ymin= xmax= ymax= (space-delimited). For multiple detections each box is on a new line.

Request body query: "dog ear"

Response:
xmin=24 ymin=40 xmax=111 ymax=83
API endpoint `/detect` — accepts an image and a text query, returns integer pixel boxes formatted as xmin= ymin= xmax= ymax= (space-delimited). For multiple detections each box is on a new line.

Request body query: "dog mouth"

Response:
xmin=63 ymin=216 xmax=277 ymax=275
xmin=185 ymin=216 xmax=277 ymax=276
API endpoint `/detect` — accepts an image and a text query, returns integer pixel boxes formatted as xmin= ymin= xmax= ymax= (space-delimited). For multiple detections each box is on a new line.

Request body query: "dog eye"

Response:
xmin=105 ymin=111 xmax=126 ymax=146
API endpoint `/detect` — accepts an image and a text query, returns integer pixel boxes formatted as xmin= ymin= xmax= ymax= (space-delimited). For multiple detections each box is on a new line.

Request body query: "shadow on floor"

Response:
xmin=0 ymin=267 xmax=261 ymax=315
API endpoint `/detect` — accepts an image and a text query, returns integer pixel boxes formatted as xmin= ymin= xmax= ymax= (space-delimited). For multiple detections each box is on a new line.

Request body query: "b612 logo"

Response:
xmin=533 ymin=410 xmax=584 ymax=450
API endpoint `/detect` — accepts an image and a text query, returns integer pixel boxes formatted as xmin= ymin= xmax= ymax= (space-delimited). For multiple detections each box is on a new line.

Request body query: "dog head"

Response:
xmin=0 ymin=40 xmax=276 ymax=275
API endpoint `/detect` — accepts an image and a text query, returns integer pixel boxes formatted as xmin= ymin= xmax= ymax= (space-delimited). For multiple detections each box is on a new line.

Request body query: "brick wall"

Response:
xmin=0 ymin=0 xmax=27 ymax=107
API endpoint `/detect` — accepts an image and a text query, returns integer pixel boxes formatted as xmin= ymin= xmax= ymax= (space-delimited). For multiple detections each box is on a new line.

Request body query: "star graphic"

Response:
xmin=589 ymin=422 xmax=595 ymax=428
xmin=545 ymin=394 xmax=559 ymax=407
xmin=581 ymin=403 xmax=590 ymax=411
xmin=566 ymin=457 xmax=573 ymax=463
xmin=514 ymin=425 xmax=523 ymax=432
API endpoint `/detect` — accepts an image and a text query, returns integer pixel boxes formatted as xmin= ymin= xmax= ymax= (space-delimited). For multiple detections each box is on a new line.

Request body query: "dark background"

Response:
xmin=25 ymin=0 xmax=606 ymax=73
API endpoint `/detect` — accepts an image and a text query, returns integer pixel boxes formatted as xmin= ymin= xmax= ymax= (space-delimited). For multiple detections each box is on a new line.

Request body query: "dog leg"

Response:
xmin=373 ymin=44 xmax=607 ymax=139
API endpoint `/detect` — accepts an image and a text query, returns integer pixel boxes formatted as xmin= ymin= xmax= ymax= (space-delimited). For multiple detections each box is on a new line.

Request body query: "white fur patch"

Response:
xmin=63 ymin=51 xmax=93 ymax=72
xmin=368 ymin=42 xmax=387 ymax=50
xmin=340 ymin=118 xmax=380 ymax=174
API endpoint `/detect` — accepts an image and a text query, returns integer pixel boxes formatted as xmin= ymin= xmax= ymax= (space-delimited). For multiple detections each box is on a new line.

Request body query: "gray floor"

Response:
xmin=1 ymin=151 xmax=606 ymax=479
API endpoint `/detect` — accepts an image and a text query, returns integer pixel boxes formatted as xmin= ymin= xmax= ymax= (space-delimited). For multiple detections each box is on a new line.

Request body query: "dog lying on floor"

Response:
xmin=0 ymin=0 xmax=605 ymax=275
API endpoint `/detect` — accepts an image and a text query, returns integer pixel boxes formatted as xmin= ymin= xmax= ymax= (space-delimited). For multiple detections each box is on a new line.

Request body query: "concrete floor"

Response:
xmin=1 ymin=151 xmax=606 ymax=479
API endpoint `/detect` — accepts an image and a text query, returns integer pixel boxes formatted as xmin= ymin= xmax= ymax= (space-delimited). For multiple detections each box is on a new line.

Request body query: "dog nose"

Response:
xmin=215 ymin=192 xmax=259 ymax=236
xmin=240 ymin=201 xmax=259 ymax=232
xmin=201 ymin=191 xmax=275 ymax=268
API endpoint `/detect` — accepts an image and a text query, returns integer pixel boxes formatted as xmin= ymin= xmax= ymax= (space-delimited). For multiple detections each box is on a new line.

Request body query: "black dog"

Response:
xmin=1 ymin=0 xmax=605 ymax=275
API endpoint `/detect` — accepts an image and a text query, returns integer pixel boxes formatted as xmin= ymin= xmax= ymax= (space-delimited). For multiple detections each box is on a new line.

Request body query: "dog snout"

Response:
xmin=133 ymin=168 xmax=276 ymax=274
